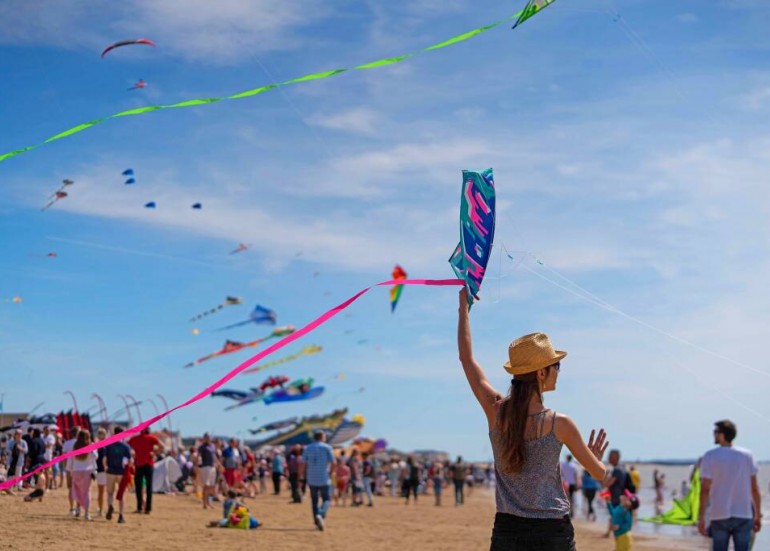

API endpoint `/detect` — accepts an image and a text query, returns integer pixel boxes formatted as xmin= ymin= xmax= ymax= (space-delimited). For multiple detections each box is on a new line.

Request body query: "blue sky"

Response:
xmin=2 ymin=0 xmax=770 ymax=462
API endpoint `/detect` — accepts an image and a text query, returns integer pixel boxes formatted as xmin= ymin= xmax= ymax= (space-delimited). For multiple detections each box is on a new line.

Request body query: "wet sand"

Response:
xmin=0 ymin=486 xmax=707 ymax=550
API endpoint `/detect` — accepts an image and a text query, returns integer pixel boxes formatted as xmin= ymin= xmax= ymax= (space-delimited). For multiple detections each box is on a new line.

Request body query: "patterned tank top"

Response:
xmin=489 ymin=409 xmax=570 ymax=518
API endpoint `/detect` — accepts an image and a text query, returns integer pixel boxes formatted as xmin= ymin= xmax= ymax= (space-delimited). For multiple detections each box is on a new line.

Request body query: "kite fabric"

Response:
xmin=191 ymin=203 xmax=202 ymax=209
xmin=128 ymin=79 xmax=147 ymax=91
xmin=101 ymin=38 xmax=156 ymax=58
xmin=264 ymin=386 xmax=324 ymax=405
xmin=144 ymin=201 xmax=156 ymax=208
xmin=249 ymin=417 xmax=299 ymax=434
xmin=42 ymin=179 xmax=74 ymax=210
xmin=390 ymin=265 xmax=407 ymax=312
xmin=183 ymin=326 xmax=295 ymax=368
xmin=124 ymin=178 xmax=136 ymax=185
xmin=0 ymin=277 xmax=463 ymax=491
xmin=642 ymin=469 xmax=701 ymax=526
xmin=229 ymin=243 xmax=250 ymax=255
xmin=122 ymin=169 xmax=134 ymax=176
xmin=212 ymin=376 xmax=291 ymax=410
xmin=449 ymin=168 xmax=496 ymax=307
xmin=217 ymin=304 xmax=276 ymax=331
xmin=189 ymin=296 xmax=243 ymax=322
xmin=243 ymin=344 xmax=322 ymax=374
xmin=0 ymin=5 xmax=563 ymax=164
xmin=513 ymin=0 xmax=558 ymax=29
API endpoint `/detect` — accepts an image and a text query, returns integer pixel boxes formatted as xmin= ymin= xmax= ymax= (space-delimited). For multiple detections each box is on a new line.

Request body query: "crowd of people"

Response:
xmin=0 ymin=422 xmax=494 ymax=531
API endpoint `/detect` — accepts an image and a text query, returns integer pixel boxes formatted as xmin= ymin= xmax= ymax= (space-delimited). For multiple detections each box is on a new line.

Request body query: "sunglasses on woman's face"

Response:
xmin=551 ymin=362 xmax=561 ymax=372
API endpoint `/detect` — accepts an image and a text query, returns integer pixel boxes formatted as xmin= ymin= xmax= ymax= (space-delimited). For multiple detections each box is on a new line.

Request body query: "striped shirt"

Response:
xmin=302 ymin=442 xmax=334 ymax=486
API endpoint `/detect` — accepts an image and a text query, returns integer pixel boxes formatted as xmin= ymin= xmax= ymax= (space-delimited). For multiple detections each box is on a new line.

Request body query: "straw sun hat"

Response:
xmin=503 ymin=332 xmax=567 ymax=376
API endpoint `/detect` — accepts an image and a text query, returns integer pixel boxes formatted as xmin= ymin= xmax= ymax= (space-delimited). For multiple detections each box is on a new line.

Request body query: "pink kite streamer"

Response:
xmin=0 ymin=277 xmax=463 ymax=491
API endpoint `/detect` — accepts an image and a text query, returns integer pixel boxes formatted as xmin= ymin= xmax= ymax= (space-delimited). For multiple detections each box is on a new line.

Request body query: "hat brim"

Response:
xmin=504 ymin=351 xmax=567 ymax=375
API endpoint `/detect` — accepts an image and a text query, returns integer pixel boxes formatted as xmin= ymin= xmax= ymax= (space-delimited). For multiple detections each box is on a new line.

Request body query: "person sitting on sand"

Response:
xmin=457 ymin=289 xmax=610 ymax=550
xmin=208 ymin=489 xmax=261 ymax=529
xmin=24 ymin=471 xmax=47 ymax=502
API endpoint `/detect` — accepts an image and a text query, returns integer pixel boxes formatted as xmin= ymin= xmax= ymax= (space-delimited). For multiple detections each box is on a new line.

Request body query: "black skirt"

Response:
xmin=490 ymin=512 xmax=576 ymax=551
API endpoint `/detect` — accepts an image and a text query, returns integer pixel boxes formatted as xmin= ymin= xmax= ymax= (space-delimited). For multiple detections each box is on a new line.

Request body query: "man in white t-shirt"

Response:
xmin=43 ymin=426 xmax=56 ymax=462
xmin=61 ymin=426 xmax=81 ymax=516
xmin=698 ymin=419 xmax=761 ymax=551
xmin=560 ymin=454 xmax=578 ymax=517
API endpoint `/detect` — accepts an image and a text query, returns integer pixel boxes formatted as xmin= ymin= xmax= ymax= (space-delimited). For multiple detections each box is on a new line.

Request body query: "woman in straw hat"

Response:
xmin=457 ymin=290 xmax=610 ymax=550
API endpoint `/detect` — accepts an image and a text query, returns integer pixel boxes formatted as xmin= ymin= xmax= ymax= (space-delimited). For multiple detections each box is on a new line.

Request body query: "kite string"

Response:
xmin=0 ymin=277 xmax=463 ymax=491
xmin=512 ymin=253 xmax=770 ymax=381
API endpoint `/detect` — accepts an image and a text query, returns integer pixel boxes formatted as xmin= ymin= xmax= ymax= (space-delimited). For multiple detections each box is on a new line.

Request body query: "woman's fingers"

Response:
xmin=587 ymin=429 xmax=596 ymax=448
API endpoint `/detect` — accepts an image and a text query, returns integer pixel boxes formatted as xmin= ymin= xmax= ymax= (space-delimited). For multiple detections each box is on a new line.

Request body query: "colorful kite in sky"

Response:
xmin=249 ymin=417 xmax=299 ymax=434
xmin=42 ymin=191 xmax=68 ymax=210
xmin=390 ymin=265 xmax=407 ymax=312
xmin=217 ymin=304 xmax=276 ymax=331
xmin=128 ymin=79 xmax=147 ymax=91
xmin=189 ymin=296 xmax=243 ymax=322
xmin=264 ymin=378 xmax=324 ymax=405
xmin=211 ymin=376 xmax=290 ymax=410
xmin=229 ymin=243 xmax=250 ymax=255
xmin=449 ymin=168 xmax=496 ymax=307
xmin=183 ymin=326 xmax=296 ymax=368
xmin=513 ymin=0 xmax=557 ymax=29
xmin=3 ymin=296 xmax=22 ymax=304
xmin=101 ymin=39 xmax=156 ymax=58
xmin=42 ymin=179 xmax=73 ymax=210
xmin=122 ymin=169 xmax=135 ymax=184
xmin=243 ymin=345 xmax=322 ymax=375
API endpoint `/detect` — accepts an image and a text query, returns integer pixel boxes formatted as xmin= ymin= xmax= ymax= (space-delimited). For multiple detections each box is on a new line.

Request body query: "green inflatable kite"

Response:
xmin=642 ymin=468 xmax=701 ymax=526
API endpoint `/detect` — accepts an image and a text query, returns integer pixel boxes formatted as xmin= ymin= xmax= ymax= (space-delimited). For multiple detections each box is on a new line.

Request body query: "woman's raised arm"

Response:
xmin=457 ymin=290 xmax=501 ymax=428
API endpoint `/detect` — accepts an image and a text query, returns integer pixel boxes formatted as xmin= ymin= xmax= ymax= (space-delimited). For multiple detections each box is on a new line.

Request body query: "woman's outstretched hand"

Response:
xmin=587 ymin=429 xmax=609 ymax=462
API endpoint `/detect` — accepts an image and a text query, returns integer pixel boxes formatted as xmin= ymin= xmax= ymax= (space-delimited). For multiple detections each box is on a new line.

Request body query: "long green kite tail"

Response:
xmin=0 ymin=5 xmax=558 ymax=165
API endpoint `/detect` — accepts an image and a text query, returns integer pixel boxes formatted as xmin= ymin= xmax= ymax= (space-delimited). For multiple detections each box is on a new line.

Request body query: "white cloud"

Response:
xmin=676 ymin=13 xmax=698 ymax=23
xmin=307 ymin=107 xmax=381 ymax=135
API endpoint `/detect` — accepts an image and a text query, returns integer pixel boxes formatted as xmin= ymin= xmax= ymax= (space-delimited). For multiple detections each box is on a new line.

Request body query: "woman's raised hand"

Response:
xmin=586 ymin=429 xmax=609 ymax=462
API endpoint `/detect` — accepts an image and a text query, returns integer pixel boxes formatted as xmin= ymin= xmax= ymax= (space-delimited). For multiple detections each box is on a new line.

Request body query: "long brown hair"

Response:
xmin=496 ymin=367 xmax=550 ymax=474
xmin=73 ymin=430 xmax=92 ymax=460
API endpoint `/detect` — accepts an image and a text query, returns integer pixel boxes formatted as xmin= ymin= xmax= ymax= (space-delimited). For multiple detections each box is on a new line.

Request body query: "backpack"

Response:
xmin=623 ymin=470 xmax=636 ymax=494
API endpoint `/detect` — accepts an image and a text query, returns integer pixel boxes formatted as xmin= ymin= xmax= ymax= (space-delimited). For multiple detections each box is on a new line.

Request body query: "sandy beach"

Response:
xmin=0 ymin=486 xmax=707 ymax=550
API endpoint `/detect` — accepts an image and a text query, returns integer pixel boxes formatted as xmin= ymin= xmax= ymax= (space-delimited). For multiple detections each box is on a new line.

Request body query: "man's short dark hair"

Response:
xmin=314 ymin=430 xmax=325 ymax=441
xmin=715 ymin=420 xmax=737 ymax=443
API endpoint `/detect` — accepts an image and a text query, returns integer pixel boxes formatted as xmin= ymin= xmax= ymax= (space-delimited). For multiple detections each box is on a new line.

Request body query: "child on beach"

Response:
xmin=334 ymin=457 xmax=350 ymax=507
xmin=609 ymin=493 xmax=639 ymax=551
xmin=208 ymin=490 xmax=260 ymax=529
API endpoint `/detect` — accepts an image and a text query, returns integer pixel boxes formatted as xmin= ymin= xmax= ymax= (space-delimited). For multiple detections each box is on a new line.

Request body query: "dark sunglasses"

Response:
xmin=551 ymin=362 xmax=561 ymax=372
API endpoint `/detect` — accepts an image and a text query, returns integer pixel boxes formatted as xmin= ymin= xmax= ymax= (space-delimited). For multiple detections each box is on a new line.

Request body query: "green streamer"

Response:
xmin=0 ymin=8 xmax=543 ymax=164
